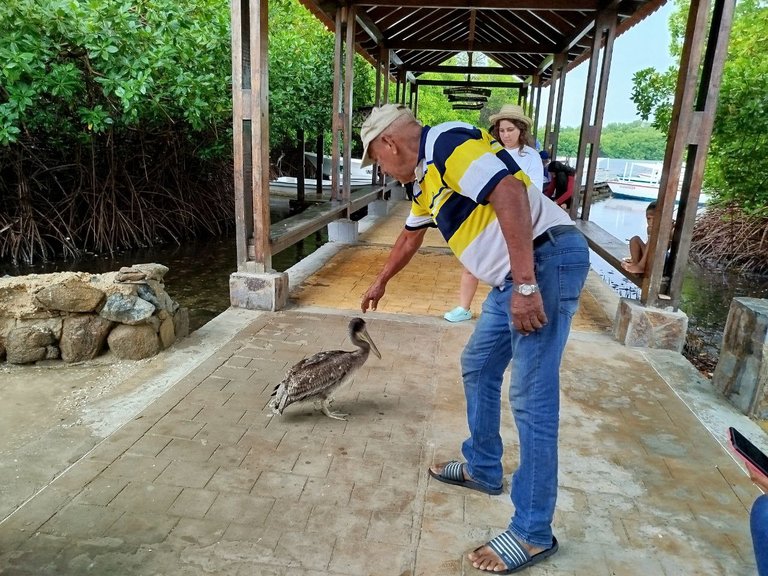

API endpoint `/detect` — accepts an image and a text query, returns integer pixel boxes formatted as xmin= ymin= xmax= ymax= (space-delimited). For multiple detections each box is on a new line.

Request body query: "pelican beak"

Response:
xmin=361 ymin=327 xmax=382 ymax=359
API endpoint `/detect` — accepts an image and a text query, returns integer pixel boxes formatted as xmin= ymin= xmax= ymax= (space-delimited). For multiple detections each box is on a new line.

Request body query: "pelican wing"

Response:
xmin=271 ymin=348 xmax=367 ymax=414
xmin=281 ymin=350 xmax=354 ymax=401
xmin=286 ymin=350 xmax=343 ymax=374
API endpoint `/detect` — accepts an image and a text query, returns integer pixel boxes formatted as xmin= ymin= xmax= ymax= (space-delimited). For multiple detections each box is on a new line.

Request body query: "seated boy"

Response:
xmin=622 ymin=201 xmax=659 ymax=274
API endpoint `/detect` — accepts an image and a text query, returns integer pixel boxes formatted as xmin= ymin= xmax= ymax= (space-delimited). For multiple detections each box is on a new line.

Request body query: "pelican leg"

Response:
xmin=320 ymin=398 xmax=348 ymax=421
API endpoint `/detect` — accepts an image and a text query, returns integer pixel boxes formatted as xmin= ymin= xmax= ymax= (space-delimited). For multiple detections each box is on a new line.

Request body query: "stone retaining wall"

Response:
xmin=0 ymin=263 xmax=189 ymax=364
xmin=713 ymin=297 xmax=768 ymax=418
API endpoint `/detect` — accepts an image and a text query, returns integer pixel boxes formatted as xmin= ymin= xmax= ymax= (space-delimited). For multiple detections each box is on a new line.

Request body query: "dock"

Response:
xmin=0 ymin=200 xmax=763 ymax=575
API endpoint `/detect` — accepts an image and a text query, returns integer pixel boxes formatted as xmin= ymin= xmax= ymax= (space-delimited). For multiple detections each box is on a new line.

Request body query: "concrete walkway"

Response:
xmin=1 ymin=200 xmax=765 ymax=575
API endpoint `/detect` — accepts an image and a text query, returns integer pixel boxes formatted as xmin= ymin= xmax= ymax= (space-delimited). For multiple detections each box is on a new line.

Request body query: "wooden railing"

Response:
xmin=264 ymin=181 xmax=399 ymax=257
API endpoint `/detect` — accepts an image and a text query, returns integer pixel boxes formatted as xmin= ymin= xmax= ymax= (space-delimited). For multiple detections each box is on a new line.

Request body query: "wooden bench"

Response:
xmin=574 ymin=219 xmax=642 ymax=286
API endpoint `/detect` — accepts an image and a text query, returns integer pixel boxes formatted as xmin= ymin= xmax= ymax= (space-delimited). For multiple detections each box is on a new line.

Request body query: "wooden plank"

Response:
xmin=574 ymin=220 xmax=641 ymax=286
xmin=269 ymin=186 xmax=384 ymax=255
xmin=270 ymin=202 xmax=347 ymax=255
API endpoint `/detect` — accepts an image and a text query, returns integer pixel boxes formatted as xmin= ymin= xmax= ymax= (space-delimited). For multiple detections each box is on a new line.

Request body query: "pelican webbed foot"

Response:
xmin=320 ymin=398 xmax=348 ymax=420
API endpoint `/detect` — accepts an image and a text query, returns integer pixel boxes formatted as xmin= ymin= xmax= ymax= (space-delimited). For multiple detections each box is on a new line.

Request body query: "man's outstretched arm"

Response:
xmin=488 ymin=175 xmax=547 ymax=334
xmin=361 ymin=227 xmax=427 ymax=312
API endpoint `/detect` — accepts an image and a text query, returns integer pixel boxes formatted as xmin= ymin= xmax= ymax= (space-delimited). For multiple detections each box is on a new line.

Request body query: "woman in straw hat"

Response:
xmin=489 ymin=104 xmax=543 ymax=191
xmin=443 ymin=104 xmax=543 ymax=324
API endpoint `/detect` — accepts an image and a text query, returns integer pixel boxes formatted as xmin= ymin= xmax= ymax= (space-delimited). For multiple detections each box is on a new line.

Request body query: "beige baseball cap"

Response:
xmin=360 ymin=104 xmax=415 ymax=167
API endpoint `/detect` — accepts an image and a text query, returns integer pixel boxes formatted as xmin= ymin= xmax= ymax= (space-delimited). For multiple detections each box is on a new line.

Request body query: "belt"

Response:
xmin=533 ymin=225 xmax=575 ymax=249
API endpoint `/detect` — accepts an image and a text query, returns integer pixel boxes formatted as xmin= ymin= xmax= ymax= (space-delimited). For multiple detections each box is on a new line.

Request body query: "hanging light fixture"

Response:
xmin=452 ymin=102 xmax=485 ymax=110
xmin=447 ymin=94 xmax=488 ymax=102
xmin=443 ymin=87 xmax=492 ymax=97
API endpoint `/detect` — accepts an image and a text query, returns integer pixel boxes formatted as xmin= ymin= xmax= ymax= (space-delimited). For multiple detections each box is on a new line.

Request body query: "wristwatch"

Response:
xmin=515 ymin=283 xmax=539 ymax=296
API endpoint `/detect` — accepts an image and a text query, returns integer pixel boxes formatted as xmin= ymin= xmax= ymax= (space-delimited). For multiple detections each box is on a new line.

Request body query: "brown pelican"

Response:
xmin=269 ymin=317 xmax=381 ymax=420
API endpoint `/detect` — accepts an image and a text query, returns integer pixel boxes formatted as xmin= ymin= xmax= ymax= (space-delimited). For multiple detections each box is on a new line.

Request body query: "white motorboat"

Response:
xmin=269 ymin=152 xmax=375 ymax=191
xmin=269 ymin=175 xmax=372 ymax=192
xmin=304 ymin=152 xmax=375 ymax=184
xmin=270 ymin=176 xmax=332 ymax=191
xmin=606 ymin=162 xmax=664 ymax=201
xmin=606 ymin=161 xmax=709 ymax=205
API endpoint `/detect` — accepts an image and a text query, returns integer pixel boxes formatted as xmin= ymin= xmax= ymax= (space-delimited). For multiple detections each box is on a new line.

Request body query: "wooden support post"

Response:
xmin=643 ymin=0 xmax=736 ymax=309
xmin=517 ymin=86 xmax=530 ymax=108
xmin=531 ymin=75 xmax=542 ymax=143
xmin=551 ymin=53 xmax=568 ymax=160
xmin=231 ymin=0 xmax=270 ymax=273
xmin=543 ymin=53 xmax=567 ymax=159
xmin=571 ymin=9 xmax=617 ymax=221
xmin=382 ymin=49 xmax=391 ymax=104
xmin=330 ymin=9 xmax=344 ymax=202
xmin=296 ymin=128 xmax=305 ymax=208
xmin=315 ymin=132 xmax=324 ymax=197
xmin=342 ymin=3 xmax=356 ymax=206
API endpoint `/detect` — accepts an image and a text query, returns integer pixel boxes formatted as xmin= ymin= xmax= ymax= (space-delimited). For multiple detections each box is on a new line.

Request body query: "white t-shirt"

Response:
xmin=505 ymin=145 xmax=543 ymax=192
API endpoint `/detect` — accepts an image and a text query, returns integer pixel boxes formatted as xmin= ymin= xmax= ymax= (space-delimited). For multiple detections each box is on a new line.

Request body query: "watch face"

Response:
xmin=519 ymin=284 xmax=534 ymax=295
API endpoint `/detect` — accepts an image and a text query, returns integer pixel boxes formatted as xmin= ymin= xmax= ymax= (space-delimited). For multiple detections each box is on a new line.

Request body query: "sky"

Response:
xmin=539 ymin=2 xmax=676 ymax=128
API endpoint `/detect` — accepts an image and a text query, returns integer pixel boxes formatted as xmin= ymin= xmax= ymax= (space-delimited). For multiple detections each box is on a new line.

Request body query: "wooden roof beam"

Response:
xmin=351 ymin=0 xmax=598 ymax=9
xmin=468 ymin=9 xmax=477 ymax=53
xmin=356 ymin=13 xmax=417 ymax=83
xmin=384 ymin=40 xmax=558 ymax=52
xmin=416 ymin=79 xmax=526 ymax=88
xmin=405 ymin=65 xmax=517 ymax=74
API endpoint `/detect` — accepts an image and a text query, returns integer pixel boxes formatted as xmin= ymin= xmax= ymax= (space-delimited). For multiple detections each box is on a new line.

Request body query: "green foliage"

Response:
xmin=630 ymin=0 xmax=768 ymax=213
xmin=706 ymin=0 xmax=768 ymax=214
xmin=552 ymin=121 xmax=667 ymax=160
xmin=0 ymin=0 xmax=233 ymax=148
xmin=630 ymin=66 xmax=677 ymax=133
xmin=268 ymin=0 xmax=374 ymax=152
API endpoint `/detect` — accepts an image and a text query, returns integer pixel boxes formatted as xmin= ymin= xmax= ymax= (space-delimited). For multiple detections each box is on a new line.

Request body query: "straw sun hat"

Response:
xmin=488 ymin=104 xmax=532 ymax=129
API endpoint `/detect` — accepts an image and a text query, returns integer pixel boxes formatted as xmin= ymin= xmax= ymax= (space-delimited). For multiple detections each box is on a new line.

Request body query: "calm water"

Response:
xmin=1 ymin=198 xmax=327 ymax=331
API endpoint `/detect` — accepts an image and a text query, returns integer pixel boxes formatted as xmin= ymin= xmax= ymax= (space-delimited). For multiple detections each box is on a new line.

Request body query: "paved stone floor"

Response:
xmin=0 ymin=200 xmax=765 ymax=575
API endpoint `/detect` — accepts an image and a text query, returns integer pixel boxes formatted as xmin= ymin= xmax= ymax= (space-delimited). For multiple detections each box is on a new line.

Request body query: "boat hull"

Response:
xmin=269 ymin=176 xmax=372 ymax=191
xmin=607 ymin=180 xmax=710 ymax=206
xmin=606 ymin=181 xmax=661 ymax=202
xmin=305 ymin=152 xmax=374 ymax=181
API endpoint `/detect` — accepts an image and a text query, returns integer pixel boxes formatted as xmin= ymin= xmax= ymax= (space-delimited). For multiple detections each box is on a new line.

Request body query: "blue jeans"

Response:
xmin=753 ymin=494 xmax=768 ymax=576
xmin=460 ymin=226 xmax=589 ymax=548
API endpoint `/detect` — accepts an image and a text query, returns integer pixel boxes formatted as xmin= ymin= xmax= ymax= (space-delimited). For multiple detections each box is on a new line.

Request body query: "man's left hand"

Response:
xmin=511 ymin=292 xmax=548 ymax=335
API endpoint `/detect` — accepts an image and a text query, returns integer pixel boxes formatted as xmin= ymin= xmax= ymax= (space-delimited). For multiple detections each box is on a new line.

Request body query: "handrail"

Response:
xmin=268 ymin=183 xmax=390 ymax=255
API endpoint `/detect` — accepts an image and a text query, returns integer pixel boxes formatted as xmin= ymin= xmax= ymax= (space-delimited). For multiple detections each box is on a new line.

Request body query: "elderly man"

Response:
xmin=359 ymin=104 xmax=590 ymax=574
